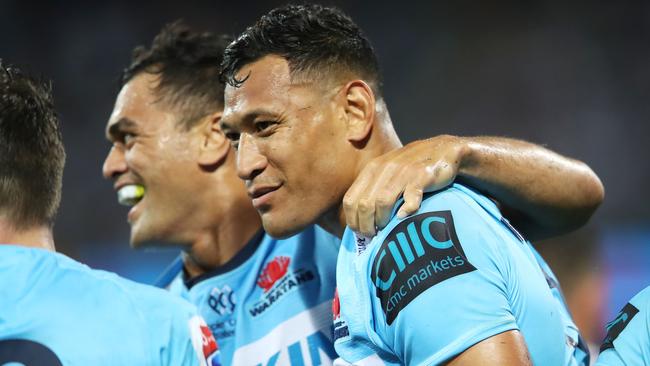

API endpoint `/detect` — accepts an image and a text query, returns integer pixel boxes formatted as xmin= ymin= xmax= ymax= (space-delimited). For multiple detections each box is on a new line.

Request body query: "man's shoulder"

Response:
xmin=373 ymin=183 xmax=499 ymax=249
xmin=418 ymin=183 xmax=498 ymax=219
xmin=630 ymin=285 xmax=650 ymax=310
xmin=597 ymin=285 xmax=650 ymax=365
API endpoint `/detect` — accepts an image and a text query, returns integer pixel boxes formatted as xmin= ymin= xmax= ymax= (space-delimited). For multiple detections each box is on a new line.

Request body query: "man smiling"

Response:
xmin=220 ymin=4 xmax=600 ymax=365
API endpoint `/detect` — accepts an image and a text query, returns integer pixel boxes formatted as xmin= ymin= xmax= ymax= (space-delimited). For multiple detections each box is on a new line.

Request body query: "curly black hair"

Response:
xmin=122 ymin=20 xmax=232 ymax=129
xmin=0 ymin=60 xmax=65 ymax=228
xmin=220 ymin=4 xmax=382 ymax=96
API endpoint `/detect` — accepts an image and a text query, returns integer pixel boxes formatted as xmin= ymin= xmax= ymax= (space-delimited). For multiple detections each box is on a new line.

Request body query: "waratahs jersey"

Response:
xmin=0 ymin=244 xmax=220 ymax=366
xmin=596 ymin=286 xmax=650 ymax=365
xmin=333 ymin=183 xmax=590 ymax=365
xmin=157 ymin=225 xmax=341 ymax=366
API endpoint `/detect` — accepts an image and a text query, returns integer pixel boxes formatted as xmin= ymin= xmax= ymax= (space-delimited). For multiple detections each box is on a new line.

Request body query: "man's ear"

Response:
xmin=342 ymin=80 xmax=376 ymax=143
xmin=198 ymin=111 xmax=230 ymax=168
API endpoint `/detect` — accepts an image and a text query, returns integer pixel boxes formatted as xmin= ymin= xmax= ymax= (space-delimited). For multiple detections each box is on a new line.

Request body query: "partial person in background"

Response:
xmin=0 ymin=61 xmax=220 ymax=365
xmin=538 ymin=228 xmax=605 ymax=363
xmin=596 ymin=286 xmax=650 ymax=365
xmin=103 ymin=21 xmax=603 ymax=365
xmin=220 ymin=4 xmax=601 ymax=365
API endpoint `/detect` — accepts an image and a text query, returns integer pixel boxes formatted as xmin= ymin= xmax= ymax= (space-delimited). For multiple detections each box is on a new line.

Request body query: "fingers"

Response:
xmin=397 ymin=185 xmax=424 ymax=219
xmin=358 ymin=160 xmax=403 ymax=236
xmin=356 ymin=198 xmax=377 ymax=237
xmin=344 ymin=137 xmax=464 ymax=237
xmin=343 ymin=160 xmax=379 ymax=234
xmin=345 ymin=156 xmax=402 ymax=237
xmin=374 ymin=192 xmax=399 ymax=230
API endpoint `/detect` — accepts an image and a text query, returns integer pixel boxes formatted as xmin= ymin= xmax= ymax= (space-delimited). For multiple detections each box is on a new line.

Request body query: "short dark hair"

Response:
xmin=0 ymin=61 xmax=65 ymax=228
xmin=220 ymin=4 xmax=382 ymax=96
xmin=122 ymin=20 xmax=232 ymax=129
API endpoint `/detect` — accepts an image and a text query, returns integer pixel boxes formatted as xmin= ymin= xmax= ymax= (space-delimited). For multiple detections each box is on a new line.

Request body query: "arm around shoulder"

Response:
xmin=458 ymin=136 xmax=604 ymax=241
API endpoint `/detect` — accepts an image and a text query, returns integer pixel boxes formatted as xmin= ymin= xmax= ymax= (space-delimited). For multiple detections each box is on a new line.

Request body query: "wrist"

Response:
xmin=456 ymin=136 xmax=476 ymax=175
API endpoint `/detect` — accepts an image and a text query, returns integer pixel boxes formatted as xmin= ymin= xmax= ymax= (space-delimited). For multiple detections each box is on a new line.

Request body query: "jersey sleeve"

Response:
xmin=596 ymin=286 xmax=650 ymax=366
xmin=367 ymin=189 xmax=520 ymax=365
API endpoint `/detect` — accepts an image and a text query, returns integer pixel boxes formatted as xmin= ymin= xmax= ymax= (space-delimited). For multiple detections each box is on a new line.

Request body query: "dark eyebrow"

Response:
xmin=221 ymin=108 xmax=280 ymax=132
xmin=106 ymin=118 xmax=137 ymax=140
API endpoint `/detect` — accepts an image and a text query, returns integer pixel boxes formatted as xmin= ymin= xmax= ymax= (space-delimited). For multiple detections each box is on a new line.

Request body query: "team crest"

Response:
xmin=249 ymin=256 xmax=316 ymax=317
xmin=257 ymin=256 xmax=291 ymax=292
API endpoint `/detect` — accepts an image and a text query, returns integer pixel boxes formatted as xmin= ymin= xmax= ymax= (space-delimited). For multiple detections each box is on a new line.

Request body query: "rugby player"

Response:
xmin=596 ymin=286 xmax=650 ymax=365
xmin=104 ymin=21 xmax=603 ymax=366
xmin=0 ymin=61 xmax=219 ymax=365
xmin=220 ymin=4 xmax=600 ymax=365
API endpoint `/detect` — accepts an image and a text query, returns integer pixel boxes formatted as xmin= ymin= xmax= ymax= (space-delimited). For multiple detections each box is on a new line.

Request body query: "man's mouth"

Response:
xmin=248 ymin=184 xmax=281 ymax=209
xmin=117 ymin=184 xmax=145 ymax=207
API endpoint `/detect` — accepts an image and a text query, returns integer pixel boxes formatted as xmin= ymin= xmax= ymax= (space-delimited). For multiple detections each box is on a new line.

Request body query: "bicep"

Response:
xmin=446 ymin=330 xmax=532 ymax=366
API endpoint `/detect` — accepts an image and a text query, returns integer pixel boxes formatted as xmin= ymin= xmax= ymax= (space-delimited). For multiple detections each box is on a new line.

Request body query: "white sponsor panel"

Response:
xmin=232 ymin=301 xmax=334 ymax=366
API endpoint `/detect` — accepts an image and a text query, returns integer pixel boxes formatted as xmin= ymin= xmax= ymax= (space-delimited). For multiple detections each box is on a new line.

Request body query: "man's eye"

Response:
xmin=124 ymin=133 xmax=136 ymax=146
xmin=255 ymin=121 xmax=276 ymax=132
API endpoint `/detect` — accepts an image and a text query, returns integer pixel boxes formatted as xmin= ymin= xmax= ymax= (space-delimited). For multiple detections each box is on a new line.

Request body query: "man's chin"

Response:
xmin=129 ymin=233 xmax=152 ymax=249
xmin=128 ymin=225 xmax=161 ymax=249
xmin=261 ymin=214 xmax=305 ymax=239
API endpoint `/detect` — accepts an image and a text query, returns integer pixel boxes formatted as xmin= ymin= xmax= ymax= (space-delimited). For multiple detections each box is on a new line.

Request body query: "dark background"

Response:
xmin=2 ymin=0 xmax=649 ymax=351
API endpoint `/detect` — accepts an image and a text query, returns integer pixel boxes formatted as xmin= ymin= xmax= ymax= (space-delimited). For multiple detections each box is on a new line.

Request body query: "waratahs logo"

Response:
xmin=249 ymin=256 xmax=316 ymax=317
xmin=257 ymin=256 xmax=291 ymax=292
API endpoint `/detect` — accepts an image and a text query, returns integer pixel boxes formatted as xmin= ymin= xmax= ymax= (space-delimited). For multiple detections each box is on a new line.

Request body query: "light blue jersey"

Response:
xmin=0 ymin=245 xmax=220 ymax=366
xmin=333 ymin=183 xmax=589 ymax=365
xmin=157 ymin=225 xmax=341 ymax=366
xmin=596 ymin=286 xmax=650 ymax=365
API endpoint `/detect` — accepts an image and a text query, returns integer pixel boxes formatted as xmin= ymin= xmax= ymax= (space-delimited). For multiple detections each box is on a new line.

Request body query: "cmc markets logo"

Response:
xmin=371 ymin=210 xmax=476 ymax=325
xmin=249 ymin=256 xmax=315 ymax=317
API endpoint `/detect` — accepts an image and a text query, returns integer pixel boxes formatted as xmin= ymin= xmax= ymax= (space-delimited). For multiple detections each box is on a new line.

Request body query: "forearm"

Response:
xmin=457 ymin=136 xmax=604 ymax=241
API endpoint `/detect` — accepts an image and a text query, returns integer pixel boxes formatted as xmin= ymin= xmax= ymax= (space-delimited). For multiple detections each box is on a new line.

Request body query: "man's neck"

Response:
xmin=0 ymin=219 xmax=55 ymax=251
xmin=182 ymin=210 xmax=262 ymax=279
xmin=181 ymin=170 xmax=264 ymax=279
xmin=319 ymin=104 xmax=403 ymax=239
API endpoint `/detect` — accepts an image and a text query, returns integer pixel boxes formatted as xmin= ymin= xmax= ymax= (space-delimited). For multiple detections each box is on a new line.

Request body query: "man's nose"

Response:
xmin=102 ymin=145 xmax=127 ymax=180
xmin=236 ymin=133 xmax=267 ymax=181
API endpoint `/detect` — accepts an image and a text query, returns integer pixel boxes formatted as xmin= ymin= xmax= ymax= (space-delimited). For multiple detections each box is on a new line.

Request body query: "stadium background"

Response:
xmin=2 ymin=0 xmax=649 ymax=350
